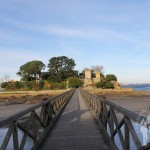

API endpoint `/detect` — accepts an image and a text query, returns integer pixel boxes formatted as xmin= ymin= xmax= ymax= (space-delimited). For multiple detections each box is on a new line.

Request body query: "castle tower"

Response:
xmin=95 ymin=71 xmax=100 ymax=78
xmin=93 ymin=71 xmax=101 ymax=83
xmin=84 ymin=69 xmax=91 ymax=79
xmin=84 ymin=69 xmax=92 ymax=86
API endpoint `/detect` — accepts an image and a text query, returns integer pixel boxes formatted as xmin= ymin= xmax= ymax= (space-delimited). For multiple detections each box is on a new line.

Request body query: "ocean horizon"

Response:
xmin=133 ymin=87 xmax=150 ymax=91
xmin=121 ymin=83 xmax=150 ymax=91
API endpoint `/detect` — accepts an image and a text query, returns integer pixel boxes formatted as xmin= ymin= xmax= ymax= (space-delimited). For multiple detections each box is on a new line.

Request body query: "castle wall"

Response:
xmin=84 ymin=78 xmax=92 ymax=86
xmin=92 ymin=78 xmax=101 ymax=83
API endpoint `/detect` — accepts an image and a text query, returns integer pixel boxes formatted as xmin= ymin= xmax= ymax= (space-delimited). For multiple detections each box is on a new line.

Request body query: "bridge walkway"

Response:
xmin=39 ymin=89 xmax=112 ymax=150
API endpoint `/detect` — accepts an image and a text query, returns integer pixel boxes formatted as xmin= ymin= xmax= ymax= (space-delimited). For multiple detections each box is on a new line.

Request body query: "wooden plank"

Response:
xmin=39 ymin=89 xmax=113 ymax=150
xmin=108 ymin=108 xmax=126 ymax=150
xmin=124 ymin=121 xmax=130 ymax=150
xmin=31 ymin=89 xmax=75 ymax=150
xmin=125 ymin=117 xmax=142 ymax=149
xmin=13 ymin=123 xmax=19 ymax=150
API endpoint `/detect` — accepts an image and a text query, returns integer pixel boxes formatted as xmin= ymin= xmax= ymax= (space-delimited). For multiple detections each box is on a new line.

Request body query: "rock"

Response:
xmin=111 ymin=81 xmax=121 ymax=89
xmin=25 ymin=101 xmax=31 ymax=104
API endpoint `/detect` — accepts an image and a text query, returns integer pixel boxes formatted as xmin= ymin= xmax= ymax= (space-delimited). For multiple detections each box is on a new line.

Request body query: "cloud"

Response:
xmin=41 ymin=25 xmax=89 ymax=37
xmin=1 ymin=7 xmax=150 ymax=48
xmin=0 ymin=17 xmax=140 ymax=43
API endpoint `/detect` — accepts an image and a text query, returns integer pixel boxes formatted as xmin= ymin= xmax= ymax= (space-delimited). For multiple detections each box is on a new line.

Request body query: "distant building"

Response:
xmin=84 ymin=69 xmax=102 ymax=86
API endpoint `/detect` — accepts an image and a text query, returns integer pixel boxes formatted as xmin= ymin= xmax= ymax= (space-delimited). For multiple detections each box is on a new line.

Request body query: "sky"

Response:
xmin=0 ymin=0 xmax=150 ymax=84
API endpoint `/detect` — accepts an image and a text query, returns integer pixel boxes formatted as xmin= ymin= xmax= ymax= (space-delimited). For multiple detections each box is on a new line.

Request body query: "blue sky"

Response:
xmin=0 ymin=0 xmax=150 ymax=84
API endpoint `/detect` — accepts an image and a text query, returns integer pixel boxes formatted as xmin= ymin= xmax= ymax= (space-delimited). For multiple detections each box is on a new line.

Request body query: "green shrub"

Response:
xmin=1 ymin=80 xmax=66 ymax=91
xmin=25 ymin=81 xmax=35 ymax=90
xmin=37 ymin=80 xmax=45 ymax=90
xmin=95 ymin=81 xmax=106 ymax=89
xmin=5 ymin=83 xmax=15 ymax=90
xmin=0 ymin=82 xmax=8 ymax=88
xmin=50 ymin=82 xmax=66 ymax=90
xmin=96 ymin=81 xmax=114 ymax=89
xmin=14 ymin=81 xmax=24 ymax=89
xmin=68 ymin=77 xmax=83 ymax=88
xmin=105 ymin=82 xmax=114 ymax=89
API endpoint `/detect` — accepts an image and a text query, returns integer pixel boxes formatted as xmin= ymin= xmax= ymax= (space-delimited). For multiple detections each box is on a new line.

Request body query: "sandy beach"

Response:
xmin=107 ymin=95 xmax=150 ymax=118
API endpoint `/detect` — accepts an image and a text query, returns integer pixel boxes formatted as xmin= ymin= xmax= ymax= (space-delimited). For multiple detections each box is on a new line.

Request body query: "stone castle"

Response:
xmin=83 ymin=69 xmax=121 ymax=89
xmin=84 ymin=69 xmax=102 ymax=86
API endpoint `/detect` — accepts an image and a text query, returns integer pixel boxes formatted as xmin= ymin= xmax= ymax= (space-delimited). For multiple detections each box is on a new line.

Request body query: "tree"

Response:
xmin=48 ymin=56 xmax=76 ymax=82
xmin=68 ymin=77 xmax=83 ymax=88
xmin=17 ymin=60 xmax=45 ymax=81
xmin=106 ymin=74 xmax=117 ymax=82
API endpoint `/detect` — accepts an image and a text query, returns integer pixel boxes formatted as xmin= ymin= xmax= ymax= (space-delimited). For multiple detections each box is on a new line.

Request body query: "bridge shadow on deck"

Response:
xmin=39 ymin=90 xmax=112 ymax=150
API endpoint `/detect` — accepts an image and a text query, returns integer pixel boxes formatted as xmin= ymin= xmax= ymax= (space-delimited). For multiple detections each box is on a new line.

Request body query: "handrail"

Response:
xmin=0 ymin=89 xmax=75 ymax=150
xmin=79 ymin=88 xmax=150 ymax=150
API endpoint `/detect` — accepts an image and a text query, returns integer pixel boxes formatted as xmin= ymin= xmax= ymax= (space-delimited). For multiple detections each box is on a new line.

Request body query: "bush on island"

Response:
xmin=68 ymin=77 xmax=83 ymax=88
xmin=95 ymin=81 xmax=106 ymax=89
xmin=96 ymin=81 xmax=114 ymax=89
xmin=50 ymin=82 xmax=66 ymax=90
xmin=105 ymin=82 xmax=114 ymax=89
xmin=0 ymin=82 xmax=8 ymax=88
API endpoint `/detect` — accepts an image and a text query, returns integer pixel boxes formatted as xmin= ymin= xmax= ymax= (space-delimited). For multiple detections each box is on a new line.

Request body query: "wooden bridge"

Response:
xmin=0 ymin=89 xmax=150 ymax=150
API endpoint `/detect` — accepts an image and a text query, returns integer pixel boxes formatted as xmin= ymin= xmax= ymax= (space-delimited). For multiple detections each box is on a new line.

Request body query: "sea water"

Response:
xmin=134 ymin=87 xmax=150 ymax=91
xmin=0 ymin=88 xmax=4 ymax=92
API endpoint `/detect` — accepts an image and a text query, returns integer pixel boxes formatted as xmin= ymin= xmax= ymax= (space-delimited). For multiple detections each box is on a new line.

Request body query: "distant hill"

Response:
xmin=121 ymin=83 xmax=150 ymax=89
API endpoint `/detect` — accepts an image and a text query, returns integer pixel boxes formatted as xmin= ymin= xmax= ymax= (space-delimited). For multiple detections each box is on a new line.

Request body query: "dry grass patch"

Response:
xmin=0 ymin=89 xmax=70 ymax=104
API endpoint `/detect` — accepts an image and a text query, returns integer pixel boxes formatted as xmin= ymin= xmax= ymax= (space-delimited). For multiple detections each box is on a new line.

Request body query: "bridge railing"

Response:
xmin=0 ymin=89 xmax=75 ymax=150
xmin=79 ymin=88 xmax=150 ymax=150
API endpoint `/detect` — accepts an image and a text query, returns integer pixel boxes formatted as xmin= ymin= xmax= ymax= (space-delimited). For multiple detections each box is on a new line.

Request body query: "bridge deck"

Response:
xmin=39 ymin=89 xmax=112 ymax=150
